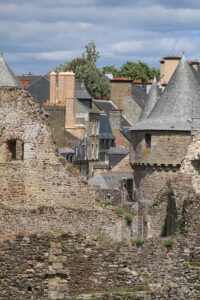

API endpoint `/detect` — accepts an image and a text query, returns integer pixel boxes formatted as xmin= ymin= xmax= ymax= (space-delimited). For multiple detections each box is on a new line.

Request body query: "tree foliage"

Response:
xmin=102 ymin=65 xmax=119 ymax=77
xmin=55 ymin=41 xmax=160 ymax=99
xmin=119 ymin=61 xmax=159 ymax=82
xmin=102 ymin=61 xmax=159 ymax=82
xmin=56 ymin=42 xmax=110 ymax=99
xmin=82 ymin=41 xmax=100 ymax=65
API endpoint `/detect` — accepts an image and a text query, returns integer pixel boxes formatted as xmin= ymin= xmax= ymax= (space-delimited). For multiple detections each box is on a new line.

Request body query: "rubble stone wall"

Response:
xmin=0 ymin=87 xmax=129 ymax=242
xmin=130 ymin=131 xmax=191 ymax=165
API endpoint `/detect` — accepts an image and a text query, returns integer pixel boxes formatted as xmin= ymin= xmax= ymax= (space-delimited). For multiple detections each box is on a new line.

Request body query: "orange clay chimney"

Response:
xmin=64 ymin=71 xmax=75 ymax=128
xmin=50 ymin=71 xmax=57 ymax=102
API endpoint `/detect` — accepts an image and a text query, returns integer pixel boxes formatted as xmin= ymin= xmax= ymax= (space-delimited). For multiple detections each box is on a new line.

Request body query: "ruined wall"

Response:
xmin=1 ymin=205 xmax=199 ymax=300
xmin=45 ymin=106 xmax=67 ymax=147
xmin=130 ymin=131 xmax=192 ymax=237
xmin=0 ymin=87 xmax=130 ymax=242
xmin=181 ymin=131 xmax=200 ymax=193
xmin=110 ymin=81 xmax=142 ymax=125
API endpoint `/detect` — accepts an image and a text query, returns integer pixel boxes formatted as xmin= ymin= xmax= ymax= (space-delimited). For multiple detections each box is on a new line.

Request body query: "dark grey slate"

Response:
xmin=139 ymin=77 xmax=159 ymax=121
xmin=28 ymin=77 xmax=50 ymax=105
xmin=132 ymin=85 xmax=147 ymax=108
xmin=0 ymin=54 xmax=21 ymax=87
xmin=99 ymin=114 xmax=115 ymax=139
xmin=93 ymin=100 xmax=116 ymax=114
xmin=76 ymin=89 xmax=92 ymax=100
xmin=132 ymin=58 xmax=200 ymax=131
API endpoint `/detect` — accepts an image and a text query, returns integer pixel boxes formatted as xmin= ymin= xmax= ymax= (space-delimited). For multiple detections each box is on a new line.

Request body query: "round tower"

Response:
xmin=130 ymin=58 xmax=200 ymax=238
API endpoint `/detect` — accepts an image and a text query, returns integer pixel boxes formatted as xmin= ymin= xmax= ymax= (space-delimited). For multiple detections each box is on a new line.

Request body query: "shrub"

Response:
xmin=133 ymin=238 xmax=145 ymax=247
xmin=115 ymin=207 xmax=124 ymax=216
xmin=100 ymin=199 xmax=112 ymax=206
xmin=59 ymin=156 xmax=66 ymax=166
xmin=124 ymin=213 xmax=133 ymax=224
xmin=165 ymin=239 xmax=174 ymax=249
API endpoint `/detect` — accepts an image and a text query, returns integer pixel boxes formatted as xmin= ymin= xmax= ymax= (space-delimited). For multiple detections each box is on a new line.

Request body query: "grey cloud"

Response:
xmin=1 ymin=0 xmax=200 ymax=74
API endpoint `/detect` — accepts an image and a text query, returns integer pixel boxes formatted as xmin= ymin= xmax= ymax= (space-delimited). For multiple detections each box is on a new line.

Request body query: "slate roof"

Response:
xmin=132 ymin=58 xmax=200 ymax=131
xmin=93 ymin=100 xmax=117 ymax=114
xmin=0 ymin=54 xmax=21 ymax=87
xmin=28 ymin=77 xmax=50 ymax=106
xmin=76 ymin=89 xmax=92 ymax=100
xmin=88 ymin=172 xmax=133 ymax=189
xmin=105 ymin=147 xmax=129 ymax=168
xmin=138 ymin=77 xmax=159 ymax=121
xmin=99 ymin=114 xmax=115 ymax=139
xmin=132 ymin=85 xmax=147 ymax=109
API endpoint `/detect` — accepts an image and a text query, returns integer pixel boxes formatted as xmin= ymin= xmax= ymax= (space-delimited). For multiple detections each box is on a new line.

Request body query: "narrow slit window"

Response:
xmin=145 ymin=133 xmax=151 ymax=148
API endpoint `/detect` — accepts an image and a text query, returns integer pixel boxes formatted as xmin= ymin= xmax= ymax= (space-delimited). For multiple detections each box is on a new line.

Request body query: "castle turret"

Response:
xmin=130 ymin=57 xmax=200 ymax=238
xmin=138 ymin=77 xmax=159 ymax=121
xmin=0 ymin=54 xmax=21 ymax=87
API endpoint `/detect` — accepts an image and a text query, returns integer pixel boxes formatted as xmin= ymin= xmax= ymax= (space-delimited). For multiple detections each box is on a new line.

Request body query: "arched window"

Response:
xmin=7 ymin=139 xmax=24 ymax=161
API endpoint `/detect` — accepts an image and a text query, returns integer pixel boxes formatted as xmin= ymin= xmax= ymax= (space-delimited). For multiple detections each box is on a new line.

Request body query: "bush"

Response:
xmin=115 ymin=207 xmax=124 ymax=216
xmin=100 ymin=199 xmax=112 ymax=206
xmin=133 ymin=238 xmax=145 ymax=247
xmin=165 ymin=239 xmax=174 ymax=249
xmin=124 ymin=213 xmax=133 ymax=224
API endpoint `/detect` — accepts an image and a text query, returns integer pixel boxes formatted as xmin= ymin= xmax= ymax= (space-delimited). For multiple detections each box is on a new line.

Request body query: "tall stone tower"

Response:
xmin=130 ymin=58 xmax=200 ymax=238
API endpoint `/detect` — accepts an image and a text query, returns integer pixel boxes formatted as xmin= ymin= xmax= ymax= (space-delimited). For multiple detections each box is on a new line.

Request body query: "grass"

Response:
xmin=115 ymin=207 xmax=124 ymax=216
xmin=132 ymin=237 xmax=145 ymax=247
xmin=165 ymin=239 xmax=174 ymax=249
xmin=124 ymin=213 xmax=133 ymax=223
xmin=100 ymin=199 xmax=112 ymax=206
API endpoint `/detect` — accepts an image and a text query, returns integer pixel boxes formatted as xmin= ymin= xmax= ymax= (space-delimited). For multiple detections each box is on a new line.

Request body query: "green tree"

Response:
xmin=82 ymin=41 xmax=100 ymax=65
xmin=119 ymin=61 xmax=159 ymax=83
xmin=56 ymin=42 xmax=110 ymax=99
xmin=102 ymin=65 xmax=119 ymax=77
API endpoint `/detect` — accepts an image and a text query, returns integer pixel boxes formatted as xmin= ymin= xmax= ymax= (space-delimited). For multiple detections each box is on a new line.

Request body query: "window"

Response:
xmin=145 ymin=133 xmax=151 ymax=148
xmin=7 ymin=139 xmax=24 ymax=161
xmin=95 ymin=144 xmax=99 ymax=160
xmin=124 ymin=178 xmax=133 ymax=202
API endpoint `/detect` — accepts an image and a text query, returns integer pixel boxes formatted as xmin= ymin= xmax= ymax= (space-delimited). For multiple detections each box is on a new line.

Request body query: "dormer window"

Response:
xmin=145 ymin=133 xmax=151 ymax=148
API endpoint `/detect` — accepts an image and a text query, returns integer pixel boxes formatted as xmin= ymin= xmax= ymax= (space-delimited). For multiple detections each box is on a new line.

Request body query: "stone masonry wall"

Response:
xmin=45 ymin=106 xmax=67 ymax=148
xmin=181 ymin=131 xmax=200 ymax=193
xmin=130 ymin=131 xmax=191 ymax=166
xmin=0 ymin=87 xmax=130 ymax=242
xmin=1 ymin=204 xmax=199 ymax=300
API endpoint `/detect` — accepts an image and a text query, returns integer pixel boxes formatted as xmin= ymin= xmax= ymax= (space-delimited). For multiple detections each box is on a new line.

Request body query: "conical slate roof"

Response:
xmin=133 ymin=57 xmax=200 ymax=131
xmin=0 ymin=54 xmax=20 ymax=87
xmin=138 ymin=77 xmax=159 ymax=121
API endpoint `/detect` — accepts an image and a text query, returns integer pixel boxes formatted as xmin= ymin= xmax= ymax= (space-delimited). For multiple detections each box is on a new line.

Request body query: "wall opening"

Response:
xmin=145 ymin=133 xmax=151 ymax=148
xmin=7 ymin=139 xmax=24 ymax=161
xmin=162 ymin=182 xmax=177 ymax=236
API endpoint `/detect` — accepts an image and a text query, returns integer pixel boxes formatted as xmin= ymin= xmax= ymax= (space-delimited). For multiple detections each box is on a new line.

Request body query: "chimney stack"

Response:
xmin=50 ymin=71 xmax=57 ymax=102
xmin=65 ymin=71 xmax=75 ymax=128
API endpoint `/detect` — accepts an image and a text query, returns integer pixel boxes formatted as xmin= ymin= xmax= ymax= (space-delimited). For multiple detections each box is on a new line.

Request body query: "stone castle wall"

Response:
xmin=130 ymin=131 xmax=191 ymax=166
xmin=0 ymin=87 xmax=130 ymax=242
xmin=1 ymin=196 xmax=199 ymax=300
xmin=130 ymin=131 xmax=192 ymax=237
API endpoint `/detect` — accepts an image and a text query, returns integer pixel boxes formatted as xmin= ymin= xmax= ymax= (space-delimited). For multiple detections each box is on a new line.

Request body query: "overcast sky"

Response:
xmin=1 ymin=0 xmax=200 ymax=75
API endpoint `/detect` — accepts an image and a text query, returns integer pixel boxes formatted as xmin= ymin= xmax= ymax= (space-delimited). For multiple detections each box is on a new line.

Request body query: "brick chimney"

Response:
xmin=50 ymin=71 xmax=57 ymax=102
xmin=65 ymin=71 xmax=75 ymax=128
xmin=58 ymin=72 xmax=66 ymax=102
